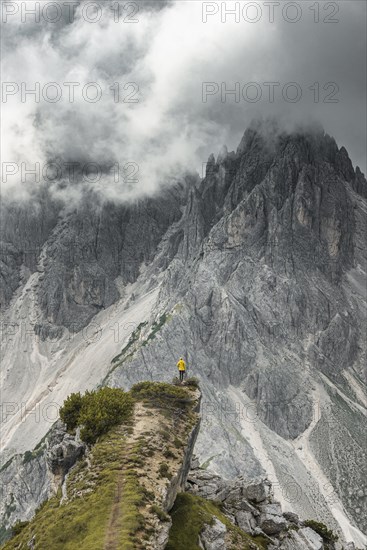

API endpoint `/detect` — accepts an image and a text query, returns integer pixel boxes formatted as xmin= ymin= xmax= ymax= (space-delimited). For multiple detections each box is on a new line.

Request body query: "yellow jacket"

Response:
xmin=177 ymin=359 xmax=186 ymax=371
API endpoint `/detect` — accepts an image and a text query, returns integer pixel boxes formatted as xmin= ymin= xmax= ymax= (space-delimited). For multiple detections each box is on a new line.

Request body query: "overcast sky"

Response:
xmin=1 ymin=0 xmax=366 ymax=201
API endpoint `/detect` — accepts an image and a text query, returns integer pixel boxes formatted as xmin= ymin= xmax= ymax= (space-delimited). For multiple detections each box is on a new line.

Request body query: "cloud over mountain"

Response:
xmin=1 ymin=0 xmax=366 ymax=201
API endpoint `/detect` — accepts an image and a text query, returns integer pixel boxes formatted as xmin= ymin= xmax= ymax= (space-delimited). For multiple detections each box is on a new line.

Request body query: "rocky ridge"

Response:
xmin=1 ymin=121 xmax=366 ymax=546
xmin=1 ymin=382 xmax=202 ymax=549
xmin=186 ymin=455 xmax=347 ymax=550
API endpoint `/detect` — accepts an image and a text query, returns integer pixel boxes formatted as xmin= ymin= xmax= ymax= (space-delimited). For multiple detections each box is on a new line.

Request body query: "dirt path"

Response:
xmin=103 ymin=403 xmax=163 ymax=550
xmin=104 ymin=474 xmax=124 ymax=550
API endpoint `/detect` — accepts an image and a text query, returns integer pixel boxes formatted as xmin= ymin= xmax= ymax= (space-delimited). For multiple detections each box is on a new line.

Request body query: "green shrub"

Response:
xmin=185 ymin=377 xmax=199 ymax=388
xmin=163 ymin=449 xmax=176 ymax=459
xmin=60 ymin=388 xmax=134 ymax=444
xmin=304 ymin=520 xmax=338 ymax=542
xmin=22 ymin=451 xmax=33 ymax=464
xmin=158 ymin=462 xmax=172 ymax=479
xmin=149 ymin=505 xmax=170 ymax=522
xmin=12 ymin=521 xmax=29 ymax=537
xmin=59 ymin=392 xmax=83 ymax=431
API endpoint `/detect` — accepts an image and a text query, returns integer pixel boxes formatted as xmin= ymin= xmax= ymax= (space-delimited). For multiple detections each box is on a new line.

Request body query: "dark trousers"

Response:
xmin=179 ymin=370 xmax=185 ymax=382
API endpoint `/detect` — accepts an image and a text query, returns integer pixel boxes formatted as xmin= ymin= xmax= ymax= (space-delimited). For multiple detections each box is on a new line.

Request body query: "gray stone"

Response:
xmin=283 ymin=511 xmax=299 ymax=524
xmin=46 ymin=422 xmax=85 ymax=482
xmin=199 ymin=518 xmax=227 ymax=550
xmin=242 ymin=478 xmax=271 ymax=503
xmin=258 ymin=503 xmax=287 ymax=535
xmin=298 ymin=527 xmax=323 ymax=550
xmin=235 ymin=510 xmax=257 ymax=534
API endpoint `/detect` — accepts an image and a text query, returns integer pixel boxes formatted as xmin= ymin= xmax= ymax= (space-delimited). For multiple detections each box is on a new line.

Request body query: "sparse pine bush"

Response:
xmin=60 ymin=388 xmax=134 ymax=444
xmin=59 ymin=392 xmax=83 ymax=431
xmin=158 ymin=462 xmax=172 ymax=479
xmin=163 ymin=448 xmax=176 ymax=459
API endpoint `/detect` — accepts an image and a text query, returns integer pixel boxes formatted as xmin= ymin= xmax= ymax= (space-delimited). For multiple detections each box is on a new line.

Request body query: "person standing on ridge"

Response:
xmin=177 ymin=357 xmax=186 ymax=383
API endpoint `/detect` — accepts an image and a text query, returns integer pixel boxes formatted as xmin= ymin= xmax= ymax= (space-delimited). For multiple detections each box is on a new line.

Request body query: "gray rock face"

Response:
xmin=0 ymin=453 xmax=50 ymax=543
xmin=298 ymin=527 xmax=324 ymax=550
xmin=46 ymin=421 xmax=85 ymax=482
xmin=0 ymin=422 xmax=84 ymax=543
xmin=235 ymin=510 xmax=257 ymax=534
xmin=1 ymin=121 xmax=366 ymax=545
xmin=163 ymin=395 xmax=202 ymax=512
xmin=199 ymin=518 xmax=227 ymax=550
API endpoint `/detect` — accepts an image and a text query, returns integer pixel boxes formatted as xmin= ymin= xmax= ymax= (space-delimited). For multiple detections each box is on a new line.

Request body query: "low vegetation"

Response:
xmin=172 ymin=376 xmax=200 ymax=388
xmin=111 ymin=322 xmax=148 ymax=364
xmin=60 ymin=387 xmax=134 ymax=444
xmin=142 ymin=313 xmax=170 ymax=346
xmin=303 ymin=520 xmax=338 ymax=542
xmin=149 ymin=505 xmax=170 ymax=522
xmin=131 ymin=381 xmax=195 ymax=412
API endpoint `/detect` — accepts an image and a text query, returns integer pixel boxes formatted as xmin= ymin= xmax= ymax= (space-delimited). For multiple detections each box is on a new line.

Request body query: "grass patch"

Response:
xmin=131 ymin=381 xmax=193 ymax=411
xmin=166 ymin=493 xmax=268 ymax=550
xmin=22 ymin=444 xmax=45 ymax=465
xmin=163 ymin=449 xmax=176 ymax=459
xmin=11 ymin=522 xmax=29 ymax=537
xmin=173 ymin=437 xmax=183 ymax=448
xmin=0 ymin=456 xmax=16 ymax=474
xmin=184 ymin=377 xmax=200 ymax=388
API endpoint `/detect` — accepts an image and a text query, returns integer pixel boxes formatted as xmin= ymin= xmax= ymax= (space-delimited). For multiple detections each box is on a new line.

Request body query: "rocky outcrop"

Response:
xmin=0 ymin=421 xmax=83 ymax=544
xmin=45 ymin=420 xmax=85 ymax=488
xmin=148 ymin=387 xmax=202 ymax=549
xmin=2 ymin=383 xmax=201 ymax=550
xmin=163 ymin=408 xmax=201 ymax=511
xmin=186 ymin=456 xmax=342 ymax=550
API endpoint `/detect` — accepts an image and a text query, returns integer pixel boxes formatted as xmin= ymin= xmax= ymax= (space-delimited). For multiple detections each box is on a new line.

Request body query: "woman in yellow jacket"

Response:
xmin=177 ymin=357 xmax=186 ymax=383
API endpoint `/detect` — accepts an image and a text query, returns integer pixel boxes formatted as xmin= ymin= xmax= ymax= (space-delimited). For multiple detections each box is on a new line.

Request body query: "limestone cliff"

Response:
xmin=1 ymin=121 xmax=366 ymax=547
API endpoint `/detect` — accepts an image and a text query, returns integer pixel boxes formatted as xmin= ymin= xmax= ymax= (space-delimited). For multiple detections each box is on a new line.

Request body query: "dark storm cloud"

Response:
xmin=1 ymin=0 xmax=366 ymax=201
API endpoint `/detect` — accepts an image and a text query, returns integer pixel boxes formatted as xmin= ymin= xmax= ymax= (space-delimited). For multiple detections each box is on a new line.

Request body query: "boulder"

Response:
xmin=199 ymin=517 xmax=227 ymax=550
xmin=46 ymin=423 xmax=85 ymax=481
xmin=298 ymin=527 xmax=323 ymax=550
xmin=235 ymin=510 xmax=257 ymax=534
xmin=242 ymin=478 xmax=272 ymax=503
xmin=258 ymin=503 xmax=287 ymax=535
xmin=283 ymin=511 xmax=299 ymax=524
